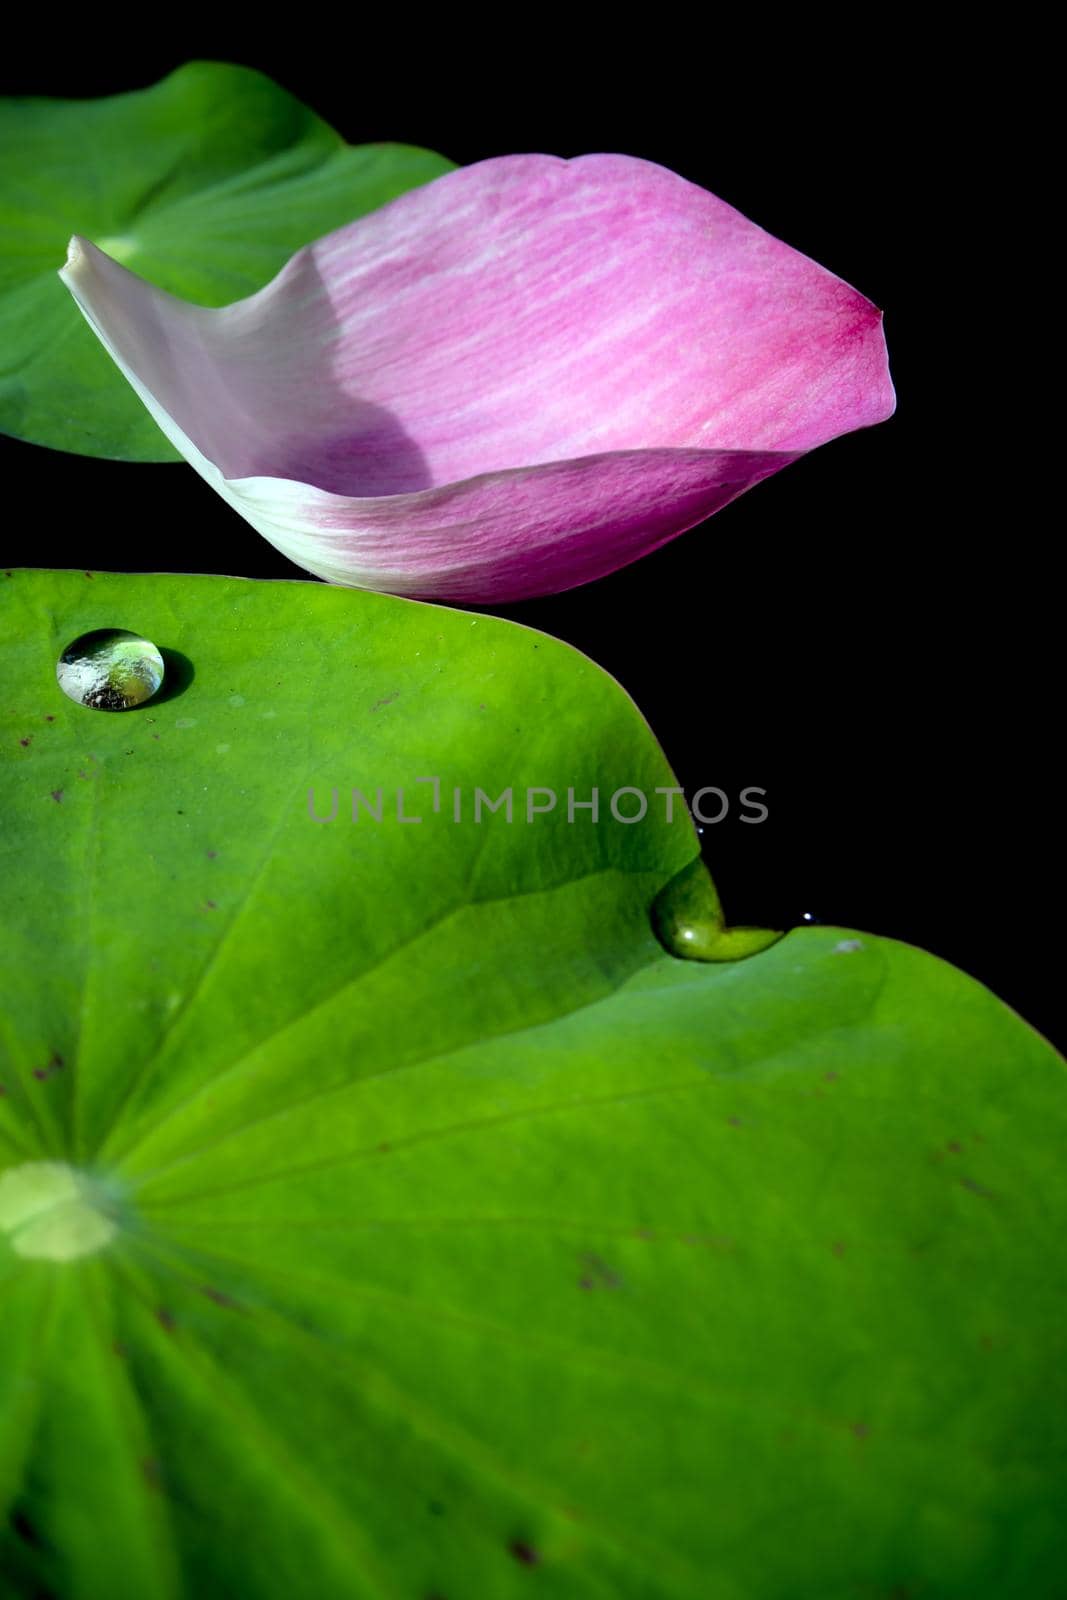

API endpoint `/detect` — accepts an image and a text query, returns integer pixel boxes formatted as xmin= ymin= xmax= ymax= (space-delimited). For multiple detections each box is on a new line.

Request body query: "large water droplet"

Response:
xmin=57 ymin=628 xmax=164 ymax=711
xmin=651 ymin=857 xmax=781 ymax=962
xmin=0 ymin=1162 xmax=118 ymax=1260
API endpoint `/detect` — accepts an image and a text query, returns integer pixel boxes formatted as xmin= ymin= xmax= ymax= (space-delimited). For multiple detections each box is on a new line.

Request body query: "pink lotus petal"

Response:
xmin=60 ymin=154 xmax=894 ymax=603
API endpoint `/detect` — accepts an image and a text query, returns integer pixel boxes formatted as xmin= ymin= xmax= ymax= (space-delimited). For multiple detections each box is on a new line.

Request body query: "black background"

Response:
xmin=3 ymin=34 xmax=1059 ymax=1044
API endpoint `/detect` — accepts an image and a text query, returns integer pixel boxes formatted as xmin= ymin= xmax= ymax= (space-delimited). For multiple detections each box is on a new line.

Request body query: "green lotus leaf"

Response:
xmin=1 ymin=569 xmax=1064 ymax=1599
xmin=0 ymin=64 xmax=453 ymax=461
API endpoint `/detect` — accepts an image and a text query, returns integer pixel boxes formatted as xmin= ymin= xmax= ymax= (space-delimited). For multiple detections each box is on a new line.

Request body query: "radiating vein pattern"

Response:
xmin=2 ymin=569 xmax=1065 ymax=1599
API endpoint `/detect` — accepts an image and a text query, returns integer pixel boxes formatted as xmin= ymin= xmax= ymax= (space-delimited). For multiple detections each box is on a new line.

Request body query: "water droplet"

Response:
xmin=0 ymin=1162 xmax=118 ymax=1261
xmin=651 ymin=857 xmax=781 ymax=962
xmin=56 ymin=629 xmax=163 ymax=712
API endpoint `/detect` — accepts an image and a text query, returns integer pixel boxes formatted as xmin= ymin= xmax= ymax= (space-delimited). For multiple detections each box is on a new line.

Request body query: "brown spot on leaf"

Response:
xmin=578 ymin=1253 xmax=620 ymax=1291
xmin=946 ymin=1140 xmax=962 ymax=1154
xmin=371 ymin=692 xmax=399 ymax=712
xmin=850 ymin=1421 xmax=870 ymax=1439
xmin=155 ymin=1307 xmax=176 ymax=1332
xmin=50 ymin=789 xmax=63 ymax=803
xmin=200 ymin=1285 xmax=238 ymax=1308
xmin=206 ymin=849 xmax=217 ymax=859
xmin=45 ymin=715 xmax=55 ymax=722
xmin=831 ymin=1240 xmax=847 ymax=1257
xmin=960 ymin=1176 xmax=994 ymax=1198
xmin=19 ymin=737 xmax=30 ymax=747
xmin=509 ymin=1539 xmax=540 ymax=1567
xmin=824 ymin=1070 xmax=839 ymax=1082
xmin=11 ymin=1508 xmax=42 ymax=1548
xmin=727 ymin=1115 xmax=743 ymax=1127
xmin=203 ymin=900 xmax=217 ymax=911
xmin=84 ymin=571 xmax=93 ymax=578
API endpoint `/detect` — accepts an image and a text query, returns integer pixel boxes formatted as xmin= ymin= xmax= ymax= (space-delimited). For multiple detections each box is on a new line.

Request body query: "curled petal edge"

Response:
xmin=59 ymin=156 xmax=894 ymax=603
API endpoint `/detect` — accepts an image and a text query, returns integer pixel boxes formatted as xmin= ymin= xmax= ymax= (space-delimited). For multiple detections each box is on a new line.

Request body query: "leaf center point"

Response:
xmin=0 ymin=1162 xmax=118 ymax=1261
